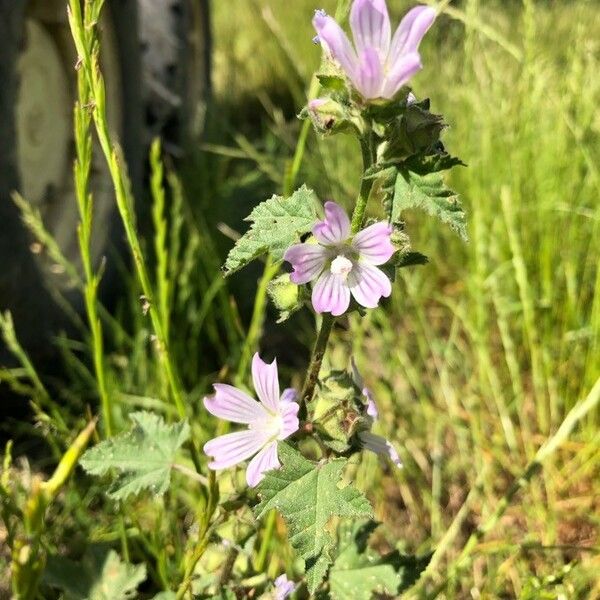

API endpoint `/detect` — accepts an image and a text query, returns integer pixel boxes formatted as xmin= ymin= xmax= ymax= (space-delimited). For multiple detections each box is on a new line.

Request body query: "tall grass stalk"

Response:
xmin=67 ymin=0 xmax=187 ymax=422
xmin=72 ymin=31 xmax=113 ymax=436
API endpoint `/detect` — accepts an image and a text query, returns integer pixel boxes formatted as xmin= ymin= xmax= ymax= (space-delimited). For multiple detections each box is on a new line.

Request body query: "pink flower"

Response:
xmin=313 ymin=2 xmax=436 ymax=100
xmin=352 ymin=358 xmax=402 ymax=467
xmin=203 ymin=353 xmax=300 ymax=487
xmin=284 ymin=201 xmax=395 ymax=316
xmin=274 ymin=574 xmax=296 ymax=599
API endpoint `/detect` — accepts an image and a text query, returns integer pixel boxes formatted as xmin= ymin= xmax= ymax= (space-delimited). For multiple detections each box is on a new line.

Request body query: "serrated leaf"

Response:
xmin=392 ymin=168 xmax=468 ymax=241
xmin=223 ymin=185 xmax=319 ymax=275
xmin=329 ymin=522 xmax=400 ymax=600
xmin=404 ymin=152 xmax=466 ymax=174
xmin=316 ymin=74 xmax=347 ymax=93
xmin=393 ymin=251 xmax=429 ymax=269
xmin=44 ymin=547 xmax=146 ymax=600
xmin=329 ymin=521 xmax=432 ymax=599
xmin=80 ymin=411 xmax=189 ymax=500
xmin=254 ymin=444 xmax=372 ymax=593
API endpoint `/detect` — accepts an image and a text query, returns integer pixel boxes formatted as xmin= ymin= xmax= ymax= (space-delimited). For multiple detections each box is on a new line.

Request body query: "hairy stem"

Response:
xmin=350 ymin=133 xmax=375 ymax=233
xmin=300 ymin=314 xmax=335 ymax=405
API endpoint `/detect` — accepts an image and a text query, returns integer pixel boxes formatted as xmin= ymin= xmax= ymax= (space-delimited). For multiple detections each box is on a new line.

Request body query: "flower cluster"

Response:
xmin=204 ymin=0 xmax=435 ymax=504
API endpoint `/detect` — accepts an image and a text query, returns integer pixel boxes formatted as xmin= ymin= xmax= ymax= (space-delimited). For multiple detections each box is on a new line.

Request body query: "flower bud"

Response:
xmin=306 ymin=97 xmax=348 ymax=134
xmin=267 ymin=273 xmax=304 ymax=323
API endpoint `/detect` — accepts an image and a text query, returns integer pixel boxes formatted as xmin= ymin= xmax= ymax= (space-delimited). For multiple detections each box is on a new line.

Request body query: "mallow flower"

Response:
xmin=313 ymin=1 xmax=436 ymax=100
xmin=284 ymin=201 xmax=395 ymax=316
xmin=352 ymin=358 xmax=402 ymax=467
xmin=274 ymin=574 xmax=296 ymax=600
xmin=203 ymin=353 xmax=300 ymax=487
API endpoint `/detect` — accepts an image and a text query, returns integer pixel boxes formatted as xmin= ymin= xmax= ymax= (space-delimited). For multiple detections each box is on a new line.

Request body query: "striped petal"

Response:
xmin=359 ymin=431 xmax=402 ymax=467
xmin=284 ymin=243 xmax=328 ymax=284
xmin=204 ymin=384 xmax=267 ymax=424
xmin=381 ymin=52 xmax=422 ymax=98
xmin=355 ymin=46 xmax=384 ymax=99
xmin=246 ymin=440 xmax=280 ymax=487
xmin=350 ymin=0 xmax=391 ymax=59
xmin=313 ymin=11 xmax=358 ymax=81
xmin=389 ymin=5 xmax=436 ymax=63
xmin=348 ymin=262 xmax=392 ymax=308
xmin=204 ymin=429 xmax=270 ymax=470
xmin=311 ymin=271 xmax=351 ymax=316
xmin=313 ymin=201 xmax=351 ymax=245
xmin=252 ymin=353 xmax=280 ymax=412
xmin=352 ymin=221 xmax=394 ymax=265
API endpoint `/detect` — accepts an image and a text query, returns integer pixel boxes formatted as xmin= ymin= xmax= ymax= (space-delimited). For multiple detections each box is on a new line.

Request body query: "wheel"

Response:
xmin=0 ymin=0 xmax=211 ymax=361
xmin=0 ymin=0 xmax=144 ymax=361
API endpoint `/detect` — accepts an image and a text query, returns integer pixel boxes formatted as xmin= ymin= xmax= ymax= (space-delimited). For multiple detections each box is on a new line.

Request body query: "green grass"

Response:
xmin=212 ymin=0 xmax=600 ymax=596
xmin=1 ymin=0 xmax=599 ymax=597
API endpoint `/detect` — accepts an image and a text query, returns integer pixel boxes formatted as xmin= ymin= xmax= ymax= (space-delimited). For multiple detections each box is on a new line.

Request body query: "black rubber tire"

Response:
xmin=0 ymin=0 xmax=144 ymax=364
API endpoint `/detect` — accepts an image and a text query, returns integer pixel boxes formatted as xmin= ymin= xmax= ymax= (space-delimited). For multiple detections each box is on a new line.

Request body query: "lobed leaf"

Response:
xmin=80 ymin=411 xmax=189 ymax=500
xmin=392 ymin=168 xmax=468 ymax=241
xmin=329 ymin=522 xmax=399 ymax=600
xmin=44 ymin=547 xmax=146 ymax=600
xmin=329 ymin=521 xmax=432 ymax=599
xmin=223 ymin=185 xmax=320 ymax=275
xmin=254 ymin=444 xmax=372 ymax=593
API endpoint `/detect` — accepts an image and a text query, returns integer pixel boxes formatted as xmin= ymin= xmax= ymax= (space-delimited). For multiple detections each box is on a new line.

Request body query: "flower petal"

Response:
xmin=280 ymin=388 xmax=298 ymax=403
xmin=389 ymin=5 xmax=435 ymax=63
xmin=274 ymin=574 xmax=296 ymax=600
xmin=279 ymin=401 xmax=300 ymax=440
xmin=351 ymin=357 xmax=378 ymax=419
xmin=350 ymin=0 xmax=391 ymax=59
xmin=355 ymin=46 xmax=384 ymax=99
xmin=352 ymin=221 xmax=394 ymax=265
xmin=284 ymin=243 xmax=328 ymax=284
xmin=313 ymin=201 xmax=351 ymax=245
xmin=359 ymin=431 xmax=402 ymax=467
xmin=204 ymin=384 xmax=267 ymax=424
xmin=313 ymin=11 xmax=358 ymax=81
xmin=381 ymin=52 xmax=422 ymax=98
xmin=246 ymin=440 xmax=280 ymax=487
xmin=252 ymin=353 xmax=280 ymax=412
xmin=311 ymin=271 xmax=351 ymax=316
xmin=348 ymin=262 xmax=392 ymax=308
xmin=204 ymin=429 xmax=270 ymax=470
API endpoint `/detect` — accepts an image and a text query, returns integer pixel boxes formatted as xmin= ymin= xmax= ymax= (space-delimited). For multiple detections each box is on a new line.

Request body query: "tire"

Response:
xmin=0 ymin=0 xmax=211 ymax=363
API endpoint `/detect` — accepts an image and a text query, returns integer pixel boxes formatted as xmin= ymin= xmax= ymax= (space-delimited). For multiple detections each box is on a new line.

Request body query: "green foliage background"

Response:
xmin=1 ymin=0 xmax=599 ymax=598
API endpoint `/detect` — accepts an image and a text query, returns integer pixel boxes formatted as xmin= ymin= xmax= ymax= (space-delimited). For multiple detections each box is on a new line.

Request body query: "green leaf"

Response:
xmin=316 ymin=74 xmax=347 ymax=93
xmin=392 ymin=168 xmax=468 ymax=241
xmin=329 ymin=522 xmax=432 ymax=599
xmin=254 ymin=444 xmax=372 ymax=593
xmin=329 ymin=522 xmax=400 ymax=600
xmin=44 ymin=547 xmax=146 ymax=600
xmin=223 ymin=185 xmax=320 ymax=275
xmin=80 ymin=411 xmax=189 ymax=500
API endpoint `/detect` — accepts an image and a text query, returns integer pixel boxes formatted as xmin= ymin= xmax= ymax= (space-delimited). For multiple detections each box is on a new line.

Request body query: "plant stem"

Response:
xmin=300 ymin=132 xmax=375 ymax=407
xmin=254 ymin=508 xmax=278 ymax=573
xmin=300 ymin=314 xmax=335 ymax=405
xmin=350 ymin=133 xmax=375 ymax=233
xmin=72 ymin=30 xmax=113 ymax=436
xmin=68 ymin=0 xmax=203 ymax=473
